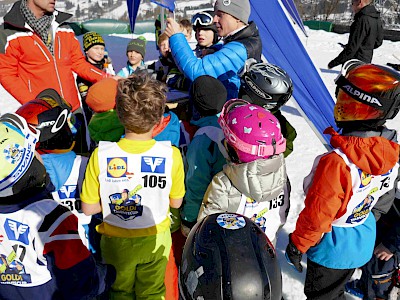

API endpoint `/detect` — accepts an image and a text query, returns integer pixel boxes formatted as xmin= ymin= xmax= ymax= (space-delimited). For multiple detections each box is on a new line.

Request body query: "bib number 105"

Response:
xmin=142 ymin=175 xmax=166 ymax=189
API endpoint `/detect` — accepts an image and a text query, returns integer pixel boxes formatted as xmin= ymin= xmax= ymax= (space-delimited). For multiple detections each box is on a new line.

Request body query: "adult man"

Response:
xmin=165 ymin=0 xmax=262 ymax=100
xmin=328 ymin=0 xmax=383 ymax=69
xmin=0 ymin=0 xmax=111 ymax=112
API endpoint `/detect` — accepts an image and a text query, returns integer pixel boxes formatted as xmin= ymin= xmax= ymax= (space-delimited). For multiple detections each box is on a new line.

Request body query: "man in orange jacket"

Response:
xmin=0 ymin=0 xmax=116 ymax=112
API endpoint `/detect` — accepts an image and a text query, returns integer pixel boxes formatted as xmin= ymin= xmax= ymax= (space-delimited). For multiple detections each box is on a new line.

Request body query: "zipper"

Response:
xmin=34 ymin=40 xmax=50 ymax=62
xmin=53 ymin=35 xmax=64 ymax=97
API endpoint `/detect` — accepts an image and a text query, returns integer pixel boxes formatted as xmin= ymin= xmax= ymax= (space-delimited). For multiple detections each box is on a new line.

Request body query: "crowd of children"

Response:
xmin=1 ymin=5 xmax=400 ymax=300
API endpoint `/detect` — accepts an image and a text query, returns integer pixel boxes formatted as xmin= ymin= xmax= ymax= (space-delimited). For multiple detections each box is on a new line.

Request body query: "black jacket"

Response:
xmin=329 ymin=4 xmax=383 ymax=68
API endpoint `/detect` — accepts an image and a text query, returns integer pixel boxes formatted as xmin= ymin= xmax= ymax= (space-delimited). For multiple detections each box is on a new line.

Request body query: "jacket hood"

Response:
xmin=153 ymin=111 xmax=180 ymax=147
xmin=223 ymin=154 xmax=287 ymax=202
xmin=4 ymin=1 xmax=72 ymax=29
xmin=325 ymin=127 xmax=399 ymax=175
xmin=356 ymin=4 xmax=380 ymax=19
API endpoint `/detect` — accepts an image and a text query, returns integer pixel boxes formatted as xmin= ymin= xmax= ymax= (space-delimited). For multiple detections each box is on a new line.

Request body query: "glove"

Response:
xmin=285 ymin=234 xmax=303 ymax=273
xmin=327 ymin=60 xmax=336 ymax=69
xmin=387 ymin=63 xmax=400 ymax=71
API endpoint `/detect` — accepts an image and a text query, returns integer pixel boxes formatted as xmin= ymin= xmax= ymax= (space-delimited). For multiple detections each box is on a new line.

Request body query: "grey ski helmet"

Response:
xmin=239 ymin=59 xmax=293 ymax=111
xmin=179 ymin=213 xmax=282 ymax=300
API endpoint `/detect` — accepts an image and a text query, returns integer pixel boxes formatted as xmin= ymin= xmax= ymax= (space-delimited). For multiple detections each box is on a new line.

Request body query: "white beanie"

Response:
xmin=214 ymin=0 xmax=251 ymax=24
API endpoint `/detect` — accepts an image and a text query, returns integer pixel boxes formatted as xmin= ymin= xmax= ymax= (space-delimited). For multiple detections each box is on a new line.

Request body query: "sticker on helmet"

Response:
xmin=217 ymin=213 xmax=246 ymax=230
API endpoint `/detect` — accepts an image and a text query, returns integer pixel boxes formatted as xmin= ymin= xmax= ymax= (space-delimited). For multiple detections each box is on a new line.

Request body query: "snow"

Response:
xmin=1 ymin=24 xmax=400 ymax=300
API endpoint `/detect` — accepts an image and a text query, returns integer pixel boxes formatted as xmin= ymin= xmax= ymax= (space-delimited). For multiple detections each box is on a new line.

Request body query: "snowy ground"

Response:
xmin=1 ymin=25 xmax=400 ymax=299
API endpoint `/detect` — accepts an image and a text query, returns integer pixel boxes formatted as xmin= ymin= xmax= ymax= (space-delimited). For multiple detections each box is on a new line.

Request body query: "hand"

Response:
xmin=327 ymin=61 xmax=335 ymax=69
xmin=164 ymin=18 xmax=182 ymax=38
xmin=285 ymin=234 xmax=303 ymax=272
xmin=374 ymin=243 xmax=394 ymax=261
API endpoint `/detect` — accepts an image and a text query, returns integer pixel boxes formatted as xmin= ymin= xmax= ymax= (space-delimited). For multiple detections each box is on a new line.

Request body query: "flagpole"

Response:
xmin=161 ymin=6 xmax=166 ymax=31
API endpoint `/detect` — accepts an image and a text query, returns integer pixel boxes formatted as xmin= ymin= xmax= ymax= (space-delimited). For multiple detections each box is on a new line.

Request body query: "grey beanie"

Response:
xmin=126 ymin=38 xmax=147 ymax=58
xmin=214 ymin=0 xmax=251 ymax=24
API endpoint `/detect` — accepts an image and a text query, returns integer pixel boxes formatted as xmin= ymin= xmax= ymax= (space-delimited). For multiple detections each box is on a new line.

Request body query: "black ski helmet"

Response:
xmin=15 ymin=89 xmax=77 ymax=153
xmin=334 ymin=59 xmax=400 ymax=128
xmin=191 ymin=10 xmax=219 ymax=45
xmin=179 ymin=213 xmax=282 ymax=300
xmin=239 ymin=59 xmax=293 ymax=111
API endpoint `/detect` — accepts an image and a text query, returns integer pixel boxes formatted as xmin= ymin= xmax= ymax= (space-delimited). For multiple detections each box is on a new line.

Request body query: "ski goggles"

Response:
xmin=334 ymin=61 xmax=400 ymax=121
xmin=218 ymin=99 xmax=286 ymax=158
xmin=191 ymin=12 xmax=213 ymax=28
xmin=0 ymin=113 xmax=40 ymax=196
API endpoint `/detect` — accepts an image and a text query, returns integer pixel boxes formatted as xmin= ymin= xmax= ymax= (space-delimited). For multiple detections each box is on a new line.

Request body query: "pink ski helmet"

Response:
xmin=218 ymin=99 xmax=286 ymax=163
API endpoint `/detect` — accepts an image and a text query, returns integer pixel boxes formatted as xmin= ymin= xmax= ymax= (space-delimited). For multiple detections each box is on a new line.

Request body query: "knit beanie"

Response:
xmin=86 ymin=78 xmax=118 ymax=113
xmin=191 ymin=75 xmax=227 ymax=117
xmin=214 ymin=0 xmax=251 ymax=24
xmin=83 ymin=31 xmax=105 ymax=52
xmin=126 ymin=37 xmax=147 ymax=58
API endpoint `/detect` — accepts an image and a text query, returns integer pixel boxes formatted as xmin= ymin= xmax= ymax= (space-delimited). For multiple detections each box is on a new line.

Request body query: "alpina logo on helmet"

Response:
xmin=342 ymin=85 xmax=382 ymax=107
xmin=245 ymin=76 xmax=271 ymax=100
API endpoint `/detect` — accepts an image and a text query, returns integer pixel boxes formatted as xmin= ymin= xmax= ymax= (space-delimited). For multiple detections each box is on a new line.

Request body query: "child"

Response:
xmin=285 ymin=61 xmax=400 ymax=299
xmin=346 ymin=200 xmax=400 ymax=299
xmin=179 ymin=18 xmax=193 ymax=42
xmin=239 ymin=59 xmax=297 ymax=157
xmin=117 ymin=37 xmax=149 ymax=77
xmin=180 ymin=75 xmax=228 ymax=234
xmin=198 ymin=99 xmax=290 ymax=246
xmin=86 ymin=77 xmax=181 ymax=146
xmin=81 ymin=74 xmax=185 ymax=299
xmin=0 ymin=112 xmax=115 ymax=299
xmin=191 ymin=10 xmax=221 ymax=58
xmin=15 ymin=89 xmax=94 ymax=251
xmin=77 ymin=31 xmax=115 ymax=122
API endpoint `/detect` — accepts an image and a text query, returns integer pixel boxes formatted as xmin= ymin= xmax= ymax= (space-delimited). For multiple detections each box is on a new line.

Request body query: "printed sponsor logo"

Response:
xmin=4 ymin=219 xmax=29 ymax=245
xmin=107 ymin=157 xmax=127 ymax=178
xmin=141 ymin=157 xmax=166 ymax=173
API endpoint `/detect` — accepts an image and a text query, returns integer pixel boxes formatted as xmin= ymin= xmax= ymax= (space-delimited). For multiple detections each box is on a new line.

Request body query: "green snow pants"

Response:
xmin=101 ymin=230 xmax=172 ymax=300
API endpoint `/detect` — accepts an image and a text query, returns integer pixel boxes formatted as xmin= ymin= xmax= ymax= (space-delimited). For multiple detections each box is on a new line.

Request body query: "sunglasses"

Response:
xmin=191 ymin=12 xmax=214 ymax=28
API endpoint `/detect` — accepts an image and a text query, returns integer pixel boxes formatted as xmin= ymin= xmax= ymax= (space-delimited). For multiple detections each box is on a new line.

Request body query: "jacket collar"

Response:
xmin=4 ymin=1 xmax=72 ymax=30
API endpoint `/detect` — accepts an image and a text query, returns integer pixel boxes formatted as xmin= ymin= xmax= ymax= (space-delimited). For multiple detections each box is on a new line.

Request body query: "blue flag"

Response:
xmin=250 ymin=0 xmax=337 ymax=148
xmin=127 ymin=0 xmax=141 ymax=33
xmin=150 ymin=0 xmax=175 ymax=11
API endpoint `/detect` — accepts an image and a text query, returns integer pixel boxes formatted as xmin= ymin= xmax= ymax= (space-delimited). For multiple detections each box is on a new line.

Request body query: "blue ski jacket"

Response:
xmin=169 ymin=22 xmax=262 ymax=100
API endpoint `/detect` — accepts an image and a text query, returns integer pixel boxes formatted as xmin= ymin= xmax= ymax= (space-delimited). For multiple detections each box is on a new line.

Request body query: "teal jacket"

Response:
xmin=181 ymin=116 xmax=227 ymax=226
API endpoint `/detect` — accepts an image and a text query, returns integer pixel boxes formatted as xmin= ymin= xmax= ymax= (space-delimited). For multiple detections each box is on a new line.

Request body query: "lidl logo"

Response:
xmin=141 ymin=156 xmax=166 ymax=173
xmin=4 ymin=219 xmax=30 ymax=245
xmin=107 ymin=157 xmax=127 ymax=178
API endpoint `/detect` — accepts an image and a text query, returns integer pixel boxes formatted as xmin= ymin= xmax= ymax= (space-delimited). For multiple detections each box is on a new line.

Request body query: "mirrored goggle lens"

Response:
xmin=191 ymin=12 xmax=213 ymax=27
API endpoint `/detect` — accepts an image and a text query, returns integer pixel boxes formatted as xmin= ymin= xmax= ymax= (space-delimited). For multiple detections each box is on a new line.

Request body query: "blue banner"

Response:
xmin=150 ymin=0 xmax=175 ymax=11
xmin=250 ymin=0 xmax=337 ymax=148
xmin=281 ymin=0 xmax=308 ymax=37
